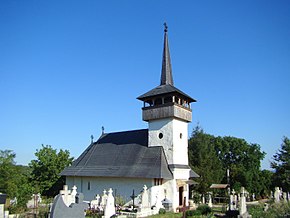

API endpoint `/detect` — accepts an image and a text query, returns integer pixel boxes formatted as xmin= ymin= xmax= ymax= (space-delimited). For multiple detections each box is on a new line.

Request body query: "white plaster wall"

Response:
xmin=171 ymin=168 xmax=191 ymax=180
xmin=172 ymin=119 xmax=189 ymax=165
xmin=66 ymin=177 xmax=153 ymax=202
xmin=148 ymin=118 xmax=174 ymax=164
xmin=148 ymin=118 xmax=189 ymax=166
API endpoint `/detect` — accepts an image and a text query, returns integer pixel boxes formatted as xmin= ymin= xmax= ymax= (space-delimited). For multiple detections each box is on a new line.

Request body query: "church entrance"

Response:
xmin=179 ymin=186 xmax=184 ymax=206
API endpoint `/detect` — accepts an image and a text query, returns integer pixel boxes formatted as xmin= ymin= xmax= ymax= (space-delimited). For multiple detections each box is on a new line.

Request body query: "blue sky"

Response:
xmin=0 ymin=0 xmax=289 ymax=169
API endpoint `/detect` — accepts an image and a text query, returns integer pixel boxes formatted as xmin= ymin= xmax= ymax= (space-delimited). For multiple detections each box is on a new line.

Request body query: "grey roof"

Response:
xmin=160 ymin=24 xmax=173 ymax=86
xmin=168 ymin=164 xmax=199 ymax=178
xmin=137 ymin=84 xmax=196 ymax=103
xmin=61 ymin=129 xmax=173 ymax=179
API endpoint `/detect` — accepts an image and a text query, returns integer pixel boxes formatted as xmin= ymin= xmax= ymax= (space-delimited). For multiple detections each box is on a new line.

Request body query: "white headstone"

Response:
xmin=91 ymin=194 xmax=100 ymax=209
xmin=141 ymin=185 xmax=150 ymax=209
xmin=202 ymin=195 xmax=205 ymax=204
xmin=104 ymin=188 xmax=115 ymax=218
xmin=101 ymin=190 xmax=108 ymax=208
xmin=60 ymin=185 xmax=72 ymax=207
xmin=208 ymin=192 xmax=212 ymax=208
xmin=274 ymin=187 xmax=280 ymax=203
xmin=239 ymin=187 xmax=247 ymax=215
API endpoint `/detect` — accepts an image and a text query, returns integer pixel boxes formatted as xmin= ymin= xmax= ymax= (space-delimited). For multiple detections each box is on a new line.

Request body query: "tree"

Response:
xmin=29 ymin=145 xmax=73 ymax=197
xmin=188 ymin=126 xmax=224 ymax=193
xmin=0 ymin=150 xmax=17 ymax=196
xmin=215 ymin=136 xmax=265 ymax=194
xmin=0 ymin=150 xmax=31 ymax=205
xmin=271 ymin=137 xmax=290 ymax=192
xmin=258 ymin=169 xmax=274 ymax=198
xmin=188 ymin=126 xmax=266 ymax=196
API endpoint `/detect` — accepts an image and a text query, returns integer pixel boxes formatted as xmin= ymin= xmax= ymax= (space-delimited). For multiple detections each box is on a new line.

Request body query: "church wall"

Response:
xmin=172 ymin=119 xmax=189 ymax=166
xmin=148 ymin=118 xmax=174 ymax=164
xmin=148 ymin=118 xmax=189 ymax=166
xmin=66 ymin=176 xmax=153 ymax=202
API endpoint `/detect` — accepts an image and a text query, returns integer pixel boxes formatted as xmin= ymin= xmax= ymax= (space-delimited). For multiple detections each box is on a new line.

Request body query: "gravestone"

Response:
xmin=238 ymin=187 xmax=252 ymax=218
xmin=100 ymin=190 xmax=108 ymax=208
xmin=274 ymin=187 xmax=280 ymax=203
xmin=90 ymin=194 xmax=100 ymax=209
xmin=207 ymin=192 xmax=212 ymax=208
xmin=50 ymin=192 xmax=88 ymax=218
xmin=104 ymin=188 xmax=115 ymax=218
xmin=60 ymin=185 xmax=73 ymax=207
xmin=141 ymin=185 xmax=150 ymax=209
xmin=201 ymin=195 xmax=205 ymax=204
xmin=26 ymin=193 xmax=41 ymax=209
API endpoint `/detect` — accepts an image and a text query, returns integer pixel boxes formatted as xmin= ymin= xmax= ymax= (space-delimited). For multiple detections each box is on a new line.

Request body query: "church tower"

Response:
xmin=137 ymin=24 xmax=196 ymax=173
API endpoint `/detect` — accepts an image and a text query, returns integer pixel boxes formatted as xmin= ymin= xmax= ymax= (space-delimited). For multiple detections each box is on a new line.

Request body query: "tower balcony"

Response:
xmin=142 ymin=102 xmax=192 ymax=122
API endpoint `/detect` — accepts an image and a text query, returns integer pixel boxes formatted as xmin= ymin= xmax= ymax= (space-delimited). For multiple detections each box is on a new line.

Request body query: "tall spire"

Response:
xmin=160 ymin=22 xmax=174 ymax=86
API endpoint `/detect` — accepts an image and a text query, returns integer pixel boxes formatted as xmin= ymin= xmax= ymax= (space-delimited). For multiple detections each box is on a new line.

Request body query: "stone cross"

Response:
xmin=239 ymin=187 xmax=247 ymax=216
xmin=50 ymin=192 xmax=88 ymax=218
xmin=60 ymin=185 xmax=72 ymax=207
xmin=91 ymin=194 xmax=100 ymax=209
xmin=100 ymin=190 xmax=108 ymax=208
xmin=104 ymin=188 xmax=115 ymax=218
xmin=141 ymin=185 xmax=150 ymax=209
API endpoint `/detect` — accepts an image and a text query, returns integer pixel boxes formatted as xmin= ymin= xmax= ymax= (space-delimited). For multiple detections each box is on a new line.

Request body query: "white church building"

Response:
xmin=61 ymin=24 xmax=199 ymax=212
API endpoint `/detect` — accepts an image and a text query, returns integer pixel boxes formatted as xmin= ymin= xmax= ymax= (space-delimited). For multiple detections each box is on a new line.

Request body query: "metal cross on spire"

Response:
xmin=164 ymin=22 xmax=168 ymax=32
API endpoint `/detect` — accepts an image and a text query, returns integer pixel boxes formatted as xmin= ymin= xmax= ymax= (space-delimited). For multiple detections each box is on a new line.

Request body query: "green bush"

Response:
xmin=185 ymin=209 xmax=201 ymax=217
xmin=248 ymin=202 xmax=290 ymax=218
xmin=159 ymin=208 xmax=166 ymax=214
xmin=196 ymin=204 xmax=212 ymax=215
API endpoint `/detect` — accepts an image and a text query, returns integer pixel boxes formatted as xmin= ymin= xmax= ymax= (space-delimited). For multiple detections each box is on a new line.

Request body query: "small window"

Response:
xmin=164 ymin=96 xmax=172 ymax=104
xmin=88 ymin=181 xmax=91 ymax=190
xmin=155 ymin=98 xmax=162 ymax=105
xmin=180 ymin=133 xmax=183 ymax=139
xmin=159 ymin=133 xmax=163 ymax=139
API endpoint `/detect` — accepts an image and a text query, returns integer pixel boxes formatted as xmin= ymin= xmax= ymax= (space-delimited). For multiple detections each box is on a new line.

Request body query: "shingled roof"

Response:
xmin=61 ymin=129 xmax=173 ymax=179
xmin=137 ymin=84 xmax=196 ymax=103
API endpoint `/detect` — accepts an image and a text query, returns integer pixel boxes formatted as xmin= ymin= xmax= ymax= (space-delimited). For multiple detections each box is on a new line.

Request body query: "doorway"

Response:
xmin=179 ymin=186 xmax=184 ymax=206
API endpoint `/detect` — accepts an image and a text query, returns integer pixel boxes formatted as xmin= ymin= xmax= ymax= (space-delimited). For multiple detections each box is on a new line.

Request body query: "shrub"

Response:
xmin=159 ymin=208 xmax=166 ymax=214
xmin=196 ymin=204 xmax=212 ymax=215
xmin=185 ymin=209 xmax=201 ymax=217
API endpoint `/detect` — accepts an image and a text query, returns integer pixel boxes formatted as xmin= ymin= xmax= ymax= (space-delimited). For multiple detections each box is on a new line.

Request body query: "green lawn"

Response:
xmin=147 ymin=212 xmax=182 ymax=218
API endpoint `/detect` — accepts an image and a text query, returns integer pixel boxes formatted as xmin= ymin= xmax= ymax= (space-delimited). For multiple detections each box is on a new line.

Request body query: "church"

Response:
xmin=61 ymin=24 xmax=199 ymax=212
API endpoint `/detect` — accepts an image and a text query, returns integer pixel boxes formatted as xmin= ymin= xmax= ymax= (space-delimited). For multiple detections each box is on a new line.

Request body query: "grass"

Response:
xmin=148 ymin=212 xmax=182 ymax=218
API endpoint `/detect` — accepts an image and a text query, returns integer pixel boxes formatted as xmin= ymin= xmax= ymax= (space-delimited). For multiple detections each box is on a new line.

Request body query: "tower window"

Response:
xmin=180 ymin=133 xmax=183 ymax=139
xmin=88 ymin=181 xmax=91 ymax=190
xmin=164 ymin=96 xmax=172 ymax=104
xmin=155 ymin=98 xmax=162 ymax=105
xmin=159 ymin=133 xmax=163 ymax=139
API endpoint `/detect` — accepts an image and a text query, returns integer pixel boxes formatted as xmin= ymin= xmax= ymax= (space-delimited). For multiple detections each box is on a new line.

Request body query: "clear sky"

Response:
xmin=0 ymin=0 xmax=289 ymax=169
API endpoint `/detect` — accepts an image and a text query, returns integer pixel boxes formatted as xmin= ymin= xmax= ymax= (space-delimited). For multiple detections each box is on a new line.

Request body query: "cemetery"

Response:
xmin=1 ymin=184 xmax=290 ymax=217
